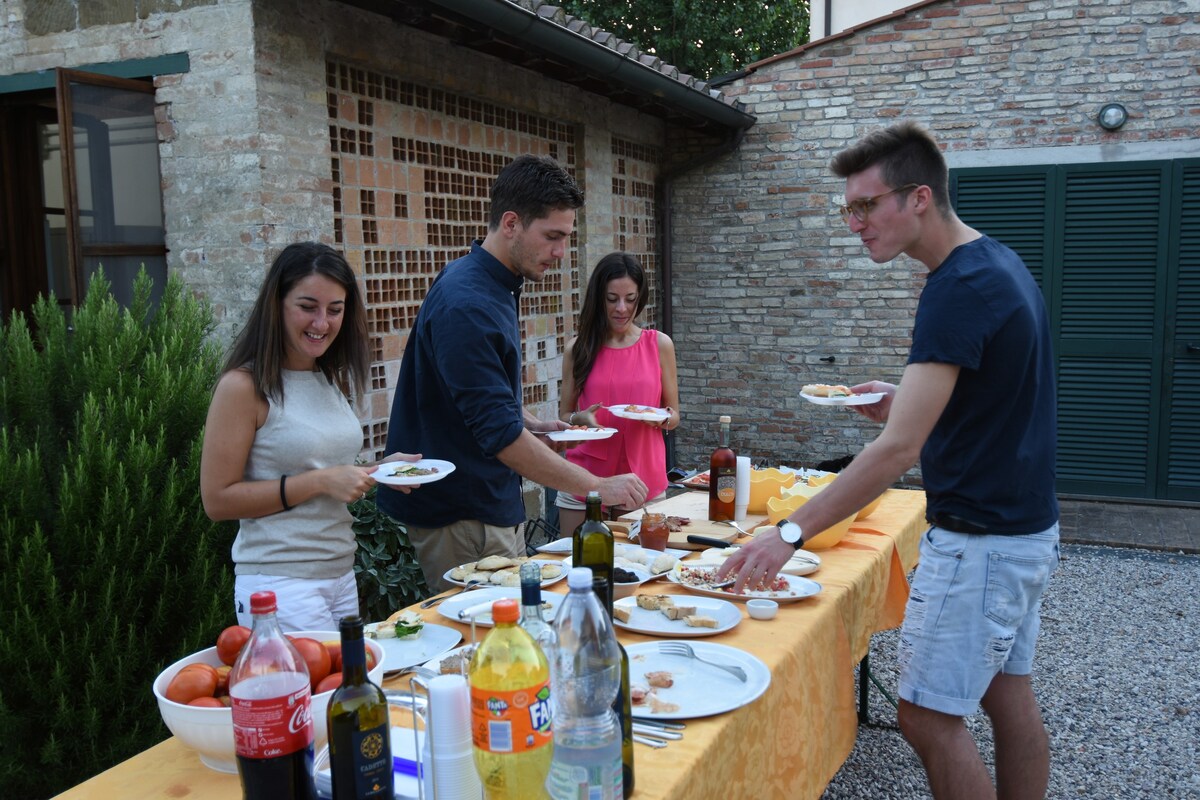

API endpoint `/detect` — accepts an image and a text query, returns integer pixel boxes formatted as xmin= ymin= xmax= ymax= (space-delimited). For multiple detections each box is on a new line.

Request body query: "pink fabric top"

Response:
xmin=566 ymin=328 xmax=667 ymax=501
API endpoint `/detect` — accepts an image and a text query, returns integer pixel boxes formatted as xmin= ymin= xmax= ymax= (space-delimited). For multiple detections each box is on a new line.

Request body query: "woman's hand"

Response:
xmin=647 ymin=405 xmax=678 ymax=431
xmin=569 ymin=402 xmax=603 ymax=428
xmin=322 ymin=464 xmax=378 ymax=503
xmin=373 ymin=452 xmax=422 ymax=494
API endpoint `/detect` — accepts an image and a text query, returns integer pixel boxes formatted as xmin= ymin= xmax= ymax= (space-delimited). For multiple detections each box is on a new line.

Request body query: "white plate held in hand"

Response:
xmin=606 ymin=404 xmax=670 ymax=422
xmin=372 ymin=459 xmax=456 ymax=486
xmin=800 ymin=392 xmax=885 ymax=407
xmin=546 ymin=427 xmax=618 ymax=442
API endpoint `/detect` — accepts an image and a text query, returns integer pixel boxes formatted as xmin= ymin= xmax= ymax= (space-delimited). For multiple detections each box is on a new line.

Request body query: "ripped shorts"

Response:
xmin=897 ymin=523 xmax=1059 ymax=717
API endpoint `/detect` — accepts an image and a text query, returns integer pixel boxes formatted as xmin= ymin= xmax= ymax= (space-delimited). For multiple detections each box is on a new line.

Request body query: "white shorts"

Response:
xmin=234 ymin=570 xmax=359 ymax=632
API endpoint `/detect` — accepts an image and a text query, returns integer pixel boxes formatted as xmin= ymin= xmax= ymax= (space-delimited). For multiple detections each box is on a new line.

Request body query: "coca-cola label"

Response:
xmin=232 ymin=683 xmax=314 ymax=759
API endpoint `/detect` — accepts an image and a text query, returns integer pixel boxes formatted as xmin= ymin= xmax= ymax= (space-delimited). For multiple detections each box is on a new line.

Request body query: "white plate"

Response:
xmin=691 ymin=547 xmax=822 ymax=576
xmin=364 ymin=622 xmax=462 ymax=673
xmin=667 ymin=563 xmax=821 ymax=603
xmin=419 ymin=642 xmax=479 ymax=677
xmin=442 ymin=559 xmax=567 ymax=588
xmin=626 ymin=641 xmax=770 ymax=720
xmin=606 ymin=404 xmax=670 ymax=422
xmin=534 ymin=539 xmax=689 ymax=561
xmin=800 ymin=392 xmax=885 ymax=406
xmin=372 ymin=458 xmax=457 ymax=486
xmin=613 ymin=596 xmax=741 ymax=638
xmin=436 ymin=587 xmax=565 ymax=627
xmin=546 ymin=427 xmax=618 ymax=442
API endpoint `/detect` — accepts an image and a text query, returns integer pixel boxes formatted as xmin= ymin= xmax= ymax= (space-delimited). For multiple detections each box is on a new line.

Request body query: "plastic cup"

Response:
xmin=640 ymin=512 xmax=671 ymax=551
xmin=427 ymin=674 xmax=472 ymax=750
xmin=735 ymin=456 xmax=751 ymax=521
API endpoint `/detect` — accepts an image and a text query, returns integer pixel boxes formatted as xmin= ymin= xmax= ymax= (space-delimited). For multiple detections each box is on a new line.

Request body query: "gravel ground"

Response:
xmin=821 ymin=544 xmax=1200 ymax=799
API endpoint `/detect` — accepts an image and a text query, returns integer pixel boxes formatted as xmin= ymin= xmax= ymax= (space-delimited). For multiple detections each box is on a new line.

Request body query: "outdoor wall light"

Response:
xmin=1097 ymin=103 xmax=1128 ymax=131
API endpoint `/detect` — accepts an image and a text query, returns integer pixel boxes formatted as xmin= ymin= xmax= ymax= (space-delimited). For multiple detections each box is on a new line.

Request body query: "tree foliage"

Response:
xmin=560 ymin=0 xmax=810 ymax=80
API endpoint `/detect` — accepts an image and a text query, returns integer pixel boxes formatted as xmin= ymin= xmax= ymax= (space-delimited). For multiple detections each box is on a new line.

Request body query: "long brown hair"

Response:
xmin=572 ymin=252 xmax=648 ymax=391
xmin=222 ymin=242 xmax=369 ymax=401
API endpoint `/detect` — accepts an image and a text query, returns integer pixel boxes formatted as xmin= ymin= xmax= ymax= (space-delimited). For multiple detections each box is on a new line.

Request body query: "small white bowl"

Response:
xmin=746 ymin=599 xmax=779 ymax=620
xmin=152 ymin=630 xmax=385 ymax=773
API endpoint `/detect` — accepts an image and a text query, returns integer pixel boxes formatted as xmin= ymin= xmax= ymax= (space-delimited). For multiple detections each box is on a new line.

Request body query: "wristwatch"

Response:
xmin=778 ymin=520 xmax=804 ymax=550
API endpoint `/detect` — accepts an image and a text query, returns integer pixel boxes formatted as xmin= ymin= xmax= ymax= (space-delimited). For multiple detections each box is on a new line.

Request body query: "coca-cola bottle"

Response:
xmin=229 ymin=591 xmax=316 ymax=800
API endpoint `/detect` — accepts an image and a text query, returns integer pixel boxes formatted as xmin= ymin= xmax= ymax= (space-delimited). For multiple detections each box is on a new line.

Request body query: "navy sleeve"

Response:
xmin=426 ymin=300 xmax=525 ymax=458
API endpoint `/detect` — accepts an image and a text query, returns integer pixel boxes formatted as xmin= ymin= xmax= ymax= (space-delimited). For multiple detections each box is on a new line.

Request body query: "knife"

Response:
xmin=686 ymin=535 xmax=739 ymax=549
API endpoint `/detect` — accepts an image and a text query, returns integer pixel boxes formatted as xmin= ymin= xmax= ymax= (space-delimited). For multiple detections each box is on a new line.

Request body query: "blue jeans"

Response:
xmin=898 ymin=524 xmax=1059 ymax=716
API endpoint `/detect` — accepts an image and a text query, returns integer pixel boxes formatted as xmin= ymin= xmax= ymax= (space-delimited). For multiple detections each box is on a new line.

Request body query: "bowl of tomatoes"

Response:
xmin=152 ymin=628 xmax=385 ymax=773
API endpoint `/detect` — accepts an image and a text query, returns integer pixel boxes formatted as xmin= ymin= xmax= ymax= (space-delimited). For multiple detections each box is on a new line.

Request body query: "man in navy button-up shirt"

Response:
xmin=381 ymin=155 xmax=648 ymax=592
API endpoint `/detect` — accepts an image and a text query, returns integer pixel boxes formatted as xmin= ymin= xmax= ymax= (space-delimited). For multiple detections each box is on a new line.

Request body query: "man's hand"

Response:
xmin=851 ymin=380 xmax=896 ymax=423
xmin=374 ymin=452 xmax=423 ymax=494
xmin=715 ymin=525 xmax=795 ymax=594
xmin=597 ymin=473 xmax=648 ymax=510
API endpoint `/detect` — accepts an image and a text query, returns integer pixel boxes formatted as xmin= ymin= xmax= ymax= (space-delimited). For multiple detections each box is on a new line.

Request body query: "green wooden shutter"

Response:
xmin=1165 ymin=161 xmax=1200 ymax=499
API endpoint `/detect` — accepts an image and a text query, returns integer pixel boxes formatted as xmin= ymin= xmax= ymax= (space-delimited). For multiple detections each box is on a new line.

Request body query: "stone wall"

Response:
xmin=667 ymin=0 xmax=1200 ymax=479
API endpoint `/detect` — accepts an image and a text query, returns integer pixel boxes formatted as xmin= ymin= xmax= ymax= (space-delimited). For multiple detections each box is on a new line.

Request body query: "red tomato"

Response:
xmin=315 ymin=672 xmax=342 ymax=694
xmin=216 ymin=625 xmax=252 ymax=666
xmin=291 ymin=637 xmax=331 ymax=689
xmin=214 ymin=665 xmax=232 ymax=696
xmin=364 ymin=647 xmax=377 ymax=672
xmin=322 ymin=640 xmax=343 ymax=674
xmin=166 ymin=665 xmax=219 ymax=705
xmin=187 ymin=696 xmax=225 ymax=708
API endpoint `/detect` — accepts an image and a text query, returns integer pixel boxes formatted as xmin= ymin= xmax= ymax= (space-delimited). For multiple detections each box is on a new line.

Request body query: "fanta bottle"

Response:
xmin=468 ymin=598 xmax=553 ymax=799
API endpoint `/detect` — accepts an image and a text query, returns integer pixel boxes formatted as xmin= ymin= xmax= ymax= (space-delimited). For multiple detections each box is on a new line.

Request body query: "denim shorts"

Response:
xmin=897 ymin=523 xmax=1059 ymax=717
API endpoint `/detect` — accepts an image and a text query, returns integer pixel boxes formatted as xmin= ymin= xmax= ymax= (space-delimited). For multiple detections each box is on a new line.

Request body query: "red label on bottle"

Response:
xmin=232 ymin=680 xmax=314 ymax=759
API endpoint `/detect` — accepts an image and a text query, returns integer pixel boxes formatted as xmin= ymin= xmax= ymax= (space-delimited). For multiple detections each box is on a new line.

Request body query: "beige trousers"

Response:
xmin=405 ymin=519 xmax=525 ymax=593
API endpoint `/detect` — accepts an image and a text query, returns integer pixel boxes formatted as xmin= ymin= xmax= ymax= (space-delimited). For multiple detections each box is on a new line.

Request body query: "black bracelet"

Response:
xmin=279 ymin=475 xmax=292 ymax=511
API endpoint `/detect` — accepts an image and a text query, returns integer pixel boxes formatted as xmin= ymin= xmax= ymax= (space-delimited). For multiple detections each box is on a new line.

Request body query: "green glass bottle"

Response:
xmin=593 ymin=577 xmax=635 ymax=798
xmin=573 ymin=493 xmax=633 ymax=797
xmin=573 ymin=490 xmax=614 ymax=608
xmin=327 ymin=616 xmax=392 ymax=799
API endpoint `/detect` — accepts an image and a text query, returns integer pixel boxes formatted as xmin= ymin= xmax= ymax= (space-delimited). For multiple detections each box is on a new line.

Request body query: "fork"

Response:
xmin=717 ymin=519 xmax=754 ymax=537
xmin=659 ymin=641 xmax=747 ymax=683
xmin=419 ymin=579 xmax=483 ymax=609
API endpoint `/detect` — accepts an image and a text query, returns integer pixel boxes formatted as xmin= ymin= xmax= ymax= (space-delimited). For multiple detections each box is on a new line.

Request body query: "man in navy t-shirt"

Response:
xmin=722 ymin=123 xmax=1059 ymax=799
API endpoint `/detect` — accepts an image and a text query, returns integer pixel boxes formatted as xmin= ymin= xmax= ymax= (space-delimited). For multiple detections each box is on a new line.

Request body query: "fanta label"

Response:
xmin=470 ymin=680 xmax=552 ymax=754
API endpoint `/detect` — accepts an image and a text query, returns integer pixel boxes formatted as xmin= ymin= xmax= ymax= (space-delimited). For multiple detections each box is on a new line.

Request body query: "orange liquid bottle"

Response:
xmin=708 ymin=415 xmax=736 ymax=521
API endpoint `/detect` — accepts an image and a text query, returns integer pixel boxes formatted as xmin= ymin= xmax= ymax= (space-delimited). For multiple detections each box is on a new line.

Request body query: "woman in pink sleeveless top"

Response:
xmin=556 ymin=252 xmax=681 ymax=536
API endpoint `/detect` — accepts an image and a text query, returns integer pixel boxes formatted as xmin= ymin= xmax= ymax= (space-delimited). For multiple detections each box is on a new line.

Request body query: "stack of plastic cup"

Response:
xmin=422 ymin=674 xmax=483 ymax=799
xmin=735 ymin=456 xmax=751 ymax=521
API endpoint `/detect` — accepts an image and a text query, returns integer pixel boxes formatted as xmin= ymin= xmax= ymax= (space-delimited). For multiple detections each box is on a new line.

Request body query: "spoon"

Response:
xmin=418 ymin=579 xmax=483 ymax=609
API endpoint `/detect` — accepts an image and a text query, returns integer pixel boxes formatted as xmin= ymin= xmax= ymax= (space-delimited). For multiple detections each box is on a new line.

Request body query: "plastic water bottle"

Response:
xmin=229 ymin=590 xmax=316 ymax=800
xmin=547 ymin=567 xmax=623 ymax=800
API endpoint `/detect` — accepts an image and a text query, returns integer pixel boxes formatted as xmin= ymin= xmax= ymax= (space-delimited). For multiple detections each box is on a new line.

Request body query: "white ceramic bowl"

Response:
xmin=746 ymin=599 xmax=779 ymax=620
xmin=152 ymin=630 xmax=385 ymax=773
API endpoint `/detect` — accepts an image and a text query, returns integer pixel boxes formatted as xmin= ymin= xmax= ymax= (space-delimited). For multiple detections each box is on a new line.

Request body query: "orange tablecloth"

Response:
xmin=56 ymin=489 xmax=926 ymax=800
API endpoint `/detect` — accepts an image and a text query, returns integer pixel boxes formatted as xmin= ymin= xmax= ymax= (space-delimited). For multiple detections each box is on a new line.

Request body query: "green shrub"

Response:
xmin=0 ymin=271 xmax=235 ymax=798
xmin=350 ymin=488 xmax=430 ymax=620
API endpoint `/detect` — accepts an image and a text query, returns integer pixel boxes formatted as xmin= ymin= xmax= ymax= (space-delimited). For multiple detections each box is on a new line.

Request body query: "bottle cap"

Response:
xmin=586 ymin=490 xmax=602 ymax=501
xmin=567 ymin=566 xmax=594 ymax=589
xmin=339 ymin=615 xmax=363 ymax=634
xmin=719 ymin=415 xmax=731 ymax=423
xmin=492 ymin=598 xmax=519 ymax=623
xmin=519 ymin=561 xmax=542 ymax=585
xmin=249 ymin=591 xmax=277 ymax=614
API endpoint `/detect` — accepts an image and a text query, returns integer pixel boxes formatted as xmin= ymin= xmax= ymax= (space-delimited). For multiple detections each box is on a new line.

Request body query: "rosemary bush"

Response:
xmin=0 ymin=272 xmax=235 ymax=798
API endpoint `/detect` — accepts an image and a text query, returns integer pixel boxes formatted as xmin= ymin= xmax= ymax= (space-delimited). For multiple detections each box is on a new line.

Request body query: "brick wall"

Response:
xmin=668 ymin=0 xmax=1199 ymax=480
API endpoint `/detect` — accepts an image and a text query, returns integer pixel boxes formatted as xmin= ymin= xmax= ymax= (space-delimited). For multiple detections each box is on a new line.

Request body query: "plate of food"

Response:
xmin=667 ymin=563 xmax=821 ymax=603
xmin=678 ymin=470 xmax=710 ymax=491
xmin=443 ymin=555 xmax=567 ymax=588
xmin=371 ymin=459 xmax=456 ymax=486
xmin=606 ymin=404 xmax=670 ymax=422
xmin=546 ymin=426 xmax=618 ymax=442
xmin=626 ymin=640 xmax=770 ymax=720
xmin=613 ymin=594 xmax=741 ymax=637
xmin=421 ymin=642 xmax=478 ymax=676
xmin=437 ymin=587 xmax=565 ymax=627
xmin=691 ymin=546 xmax=822 ymax=577
xmin=364 ymin=616 xmax=462 ymax=673
xmin=800 ymin=384 xmax=884 ymax=406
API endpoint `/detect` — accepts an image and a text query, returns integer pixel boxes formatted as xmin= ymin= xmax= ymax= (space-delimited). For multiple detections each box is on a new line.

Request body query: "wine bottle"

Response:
xmin=327 ymin=616 xmax=393 ymax=799
xmin=572 ymin=490 xmax=614 ymax=609
xmin=709 ymin=415 xmax=737 ymax=521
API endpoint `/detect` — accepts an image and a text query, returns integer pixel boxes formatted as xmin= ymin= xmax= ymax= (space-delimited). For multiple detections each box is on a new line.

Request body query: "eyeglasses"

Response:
xmin=837 ymin=183 xmax=919 ymax=223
